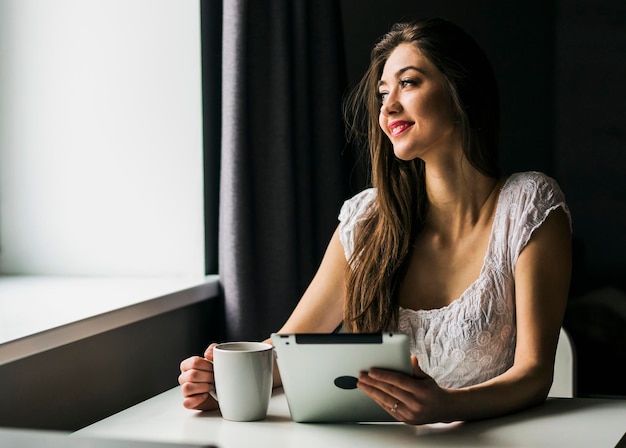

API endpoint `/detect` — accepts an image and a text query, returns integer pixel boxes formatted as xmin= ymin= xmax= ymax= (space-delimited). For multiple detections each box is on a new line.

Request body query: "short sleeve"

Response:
xmin=502 ymin=172 xmax=572 ymax=267
xmin=338 ymin=188 xmax=377 ymax=262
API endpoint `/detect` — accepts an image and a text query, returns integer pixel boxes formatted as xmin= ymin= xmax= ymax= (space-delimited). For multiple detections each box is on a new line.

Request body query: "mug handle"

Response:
xmin=208 ymin=359 xmax=219 ymax=402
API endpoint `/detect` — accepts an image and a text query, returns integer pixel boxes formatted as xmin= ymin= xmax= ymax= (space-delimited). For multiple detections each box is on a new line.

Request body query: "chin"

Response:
xmin=393 ymin=150 xmax=420 ymax=162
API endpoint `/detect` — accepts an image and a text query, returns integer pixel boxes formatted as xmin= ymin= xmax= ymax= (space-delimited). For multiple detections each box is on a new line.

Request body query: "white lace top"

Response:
xmin=338 ymin=171 xmax=571 ymax=388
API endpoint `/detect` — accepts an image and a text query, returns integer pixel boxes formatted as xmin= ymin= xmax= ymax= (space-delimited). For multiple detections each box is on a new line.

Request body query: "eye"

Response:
xmin=399 ymin=78 xmax=417 ymax=88
xmin=377 ymin=91 xmax=389 ymax=103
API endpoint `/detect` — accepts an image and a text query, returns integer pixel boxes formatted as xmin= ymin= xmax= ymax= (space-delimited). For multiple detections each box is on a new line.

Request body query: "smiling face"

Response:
xmin=378 ymin=43 xmax=459 ymax=162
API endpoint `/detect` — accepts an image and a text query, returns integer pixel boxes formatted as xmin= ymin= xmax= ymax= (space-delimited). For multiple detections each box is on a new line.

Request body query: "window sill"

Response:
xmin=0 ymin=275 xmax=219 ymax=365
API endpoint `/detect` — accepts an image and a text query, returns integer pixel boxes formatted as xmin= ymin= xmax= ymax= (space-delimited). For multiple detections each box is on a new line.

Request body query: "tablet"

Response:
xmin=271 ymin=332 xmax=412 ymax=423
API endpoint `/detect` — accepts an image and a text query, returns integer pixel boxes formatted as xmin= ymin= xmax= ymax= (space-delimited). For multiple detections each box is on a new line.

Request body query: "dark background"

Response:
xmin=339 ymin=0 xmax=626 ymax=398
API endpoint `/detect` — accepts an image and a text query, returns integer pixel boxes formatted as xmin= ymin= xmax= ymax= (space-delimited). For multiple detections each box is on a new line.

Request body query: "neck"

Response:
xmin=423 ymin=164 xmax=500 ymax=240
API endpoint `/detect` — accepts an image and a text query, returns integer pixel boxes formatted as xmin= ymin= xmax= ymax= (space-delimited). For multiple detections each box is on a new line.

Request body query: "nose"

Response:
xmin=380 ymin=91 xmax=400 ymax=116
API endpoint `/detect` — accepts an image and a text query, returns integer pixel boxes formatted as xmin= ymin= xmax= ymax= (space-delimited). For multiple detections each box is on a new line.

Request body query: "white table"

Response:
xmin=74 ymin=386 xmax=626 ymax=447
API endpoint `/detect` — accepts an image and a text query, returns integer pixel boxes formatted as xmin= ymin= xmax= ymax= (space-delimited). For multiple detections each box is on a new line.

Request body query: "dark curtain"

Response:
xmin=218 ymin=0 xmax=358 ymax=340
xmin=201 ymin=0 xmax=222 ymax=275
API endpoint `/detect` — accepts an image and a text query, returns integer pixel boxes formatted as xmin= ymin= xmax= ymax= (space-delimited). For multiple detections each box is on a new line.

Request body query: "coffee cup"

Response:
xmin=209 ymin=341 xmax=274 ymax=421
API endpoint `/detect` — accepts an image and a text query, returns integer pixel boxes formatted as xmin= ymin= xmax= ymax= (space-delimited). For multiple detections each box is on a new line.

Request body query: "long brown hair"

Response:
xmin=342 ymin=18 xmax=501 ymax=332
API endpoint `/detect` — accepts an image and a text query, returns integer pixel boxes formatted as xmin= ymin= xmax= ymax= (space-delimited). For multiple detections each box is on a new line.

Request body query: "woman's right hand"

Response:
xmin=178 ymin=343 xmax=219 ymax=411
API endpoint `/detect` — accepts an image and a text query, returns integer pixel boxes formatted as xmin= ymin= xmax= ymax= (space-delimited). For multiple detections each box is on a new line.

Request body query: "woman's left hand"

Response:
xmin=357 ymin=355 xmax=448 ymax=425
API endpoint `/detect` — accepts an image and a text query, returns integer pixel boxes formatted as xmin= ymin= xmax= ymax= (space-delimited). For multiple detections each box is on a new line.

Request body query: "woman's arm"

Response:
xmin=263 ymin=224 xmax=348 ymax=385
xmin=181 ymin=224 xmax=347 ymax=409
xmin=358 ymin=207 xmax=572 ymax=424
xmin=449 ymin=206 xmax=573 ymax=420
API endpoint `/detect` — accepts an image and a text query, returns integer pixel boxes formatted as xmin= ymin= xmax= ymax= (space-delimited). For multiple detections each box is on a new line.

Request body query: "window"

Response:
xmin=0 ymin=0 xmax=206 ymax=277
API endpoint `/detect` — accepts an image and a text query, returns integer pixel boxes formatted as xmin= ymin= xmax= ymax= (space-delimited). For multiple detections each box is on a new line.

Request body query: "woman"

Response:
xmin=179 ymin=18 xmax=572 ymax=425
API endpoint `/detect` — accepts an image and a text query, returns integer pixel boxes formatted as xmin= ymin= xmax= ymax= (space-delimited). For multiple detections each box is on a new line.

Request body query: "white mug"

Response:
xmin=209 ymin=341 xmax=274 ymax=421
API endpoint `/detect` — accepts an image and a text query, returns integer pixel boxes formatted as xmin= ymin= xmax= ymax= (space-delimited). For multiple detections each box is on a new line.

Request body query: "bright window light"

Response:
xmin=0 ymin=0 xmax=205 ymax=276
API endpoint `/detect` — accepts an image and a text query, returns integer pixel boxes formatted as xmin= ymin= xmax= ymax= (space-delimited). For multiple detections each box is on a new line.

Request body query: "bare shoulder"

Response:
xmin=515 ymin=205 xmax=572 ymax=325
xmin=526 ymin=206 xmax=572 ymax=252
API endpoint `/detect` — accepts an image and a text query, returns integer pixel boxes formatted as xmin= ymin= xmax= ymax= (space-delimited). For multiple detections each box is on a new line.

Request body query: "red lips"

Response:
xmin=388 ymin=120 xmax=414 ymax=136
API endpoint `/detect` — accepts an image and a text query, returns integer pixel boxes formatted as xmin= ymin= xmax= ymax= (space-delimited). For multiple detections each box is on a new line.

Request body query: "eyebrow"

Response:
xmin=378 ymin=65 xmax=426 ymax=87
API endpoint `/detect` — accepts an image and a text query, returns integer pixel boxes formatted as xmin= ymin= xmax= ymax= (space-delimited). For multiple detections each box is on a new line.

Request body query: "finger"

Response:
xmin=367 ymin=360 xmax=429 ymax=395
xmin=182 ymin=393 xmax=217 ymax=411
xmin=365 ymin=367 xmax=412 ymax=393
xmin=411 ymin=355 xmax=428 ymax=379
xmin=359 ymin=373 xmax=406 ymax=401
xmin=204 ymin=343 xmax=218 ymax=359
xmin=357 ymin=379 xmax=404 ymax=420
xmin=180 ymin=356 xmax=213 ymax=374
xmin=181 ymin=380 xmax=213 ymax=398
xmin=182 ymin=393 xmax=208 ymax=409
xmin=179 ymin=356 xmax=197 ymax=373
xmin=179 ymin=367 xmax=215 ymax=385
xmin=358 ymin=372 xmax=404 ymax=404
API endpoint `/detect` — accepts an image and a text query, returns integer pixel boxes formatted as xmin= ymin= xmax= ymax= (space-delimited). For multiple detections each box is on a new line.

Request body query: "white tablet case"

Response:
xmin=271 ymin=333 xmax=412 ymax=423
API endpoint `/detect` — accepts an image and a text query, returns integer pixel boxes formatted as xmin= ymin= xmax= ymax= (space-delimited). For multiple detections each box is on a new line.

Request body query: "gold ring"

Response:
xmin=390 ymin=401 xmax=399 ymax=413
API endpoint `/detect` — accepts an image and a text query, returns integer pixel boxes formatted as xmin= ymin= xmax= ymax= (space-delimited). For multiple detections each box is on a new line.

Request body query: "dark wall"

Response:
xmin=340 ymin=0 xmax=626 ymax=398
xmin=555 ymin=0 xmax=626 ymax=295
xmin=554 ymin=0 xmax=626 ymax=398
xmin=0 ymin=298 xmax=221 ymax=431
